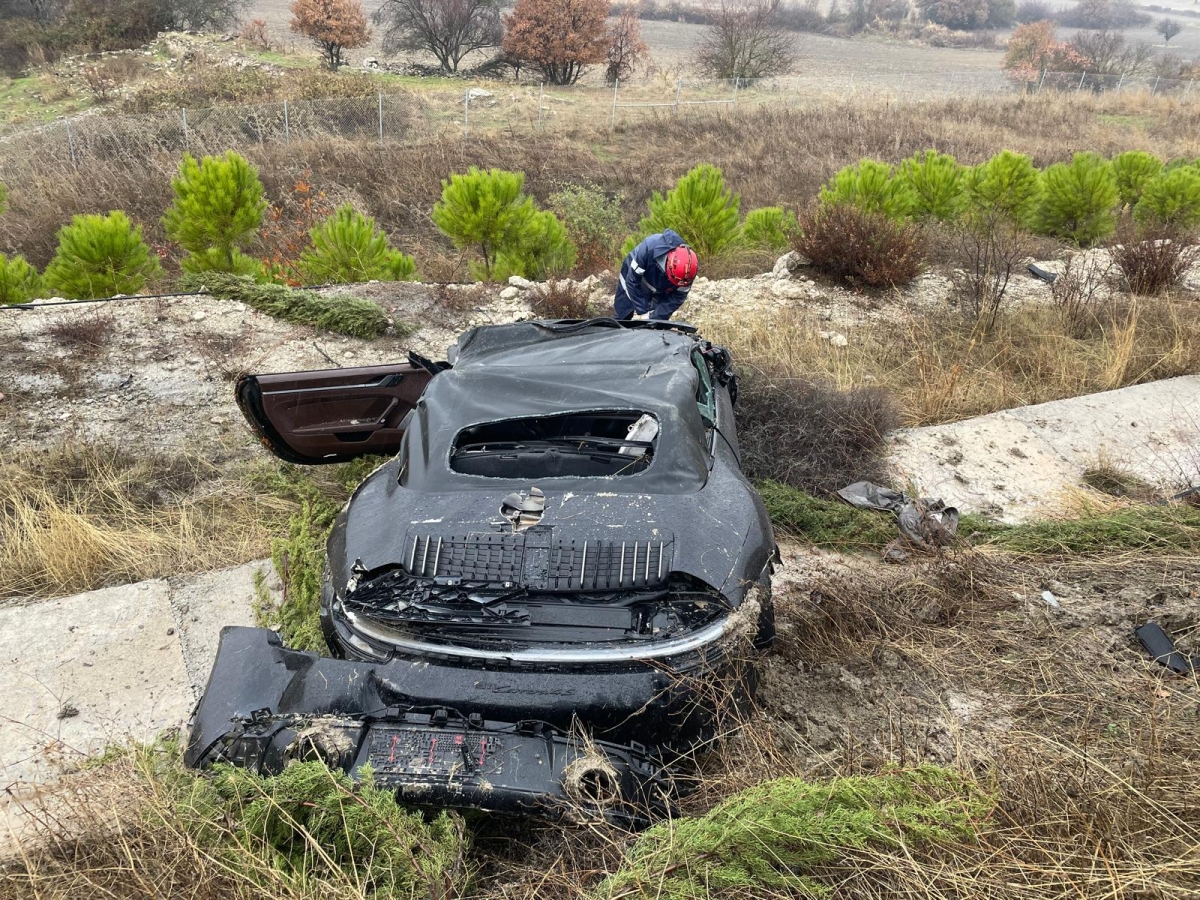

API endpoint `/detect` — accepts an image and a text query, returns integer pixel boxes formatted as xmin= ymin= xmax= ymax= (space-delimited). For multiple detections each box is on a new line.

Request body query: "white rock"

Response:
xmin=818 ymin=330 xmax=849 ymax=348
xmin=499 ymin=286 xmax=521 ymax=300
xmin=507 ymin=275 xmax=534 ymax=290
xmin=209 ymin=416 xmax=226 ymax=425
xmin=770 ymin=280 xmax=807 ymax=299
xmin=772 ymin=250 xmax=811 ymax=277
xmin=362 ymin=57 xmax=379 ymax=68
xmin=467 ymin=88 xmax=493 ymax=101
xmin=191 ymin=311 xmax=206 ymax=321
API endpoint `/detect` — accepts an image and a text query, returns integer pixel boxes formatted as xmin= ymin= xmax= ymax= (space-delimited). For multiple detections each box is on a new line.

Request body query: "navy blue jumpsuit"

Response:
xmin=613 ymin=229 xmax=692 ymax=321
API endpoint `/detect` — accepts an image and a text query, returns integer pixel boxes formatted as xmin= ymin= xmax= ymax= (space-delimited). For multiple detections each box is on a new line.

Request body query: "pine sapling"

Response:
xmin=0 ymin=253 xmax=43 ymax=305
xmin=820 ymin=159 xmax=916 ymax=221
xmin=963 ymin=150 xmax=1041 ymax=228
xmin=43 ymin=211 xmax=162 ymax=300
xmin=899 ymin=150 xmax=966 ymax=223
xmin=299 ymin=204 xmax=417 ymax=284
xmin=1134 ymin=166 xmax=1200 ymax=230
xmin=1034 ymin=152 xmax=1119 ymax=245
xmin=163 ymin=151 xmax=267 ymax=275
xmin=1110 ymin=150 xmax=1163 ymax=208
xmin=743 ymin=207 xmax=799 ymax=251
xmin=432 ymin=167 xmax=536 ymax=280
xmin=623 ymin=163 xmax=743 ymax=259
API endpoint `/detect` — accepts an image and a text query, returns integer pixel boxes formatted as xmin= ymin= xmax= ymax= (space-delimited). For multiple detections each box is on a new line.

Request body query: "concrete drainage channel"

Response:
xmin=0 ymin=561 xmax=281 ymax=848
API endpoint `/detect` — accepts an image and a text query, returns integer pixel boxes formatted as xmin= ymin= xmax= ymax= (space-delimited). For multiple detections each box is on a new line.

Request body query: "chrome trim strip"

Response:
xmin=343 ymin=605 xmax=730 ymax=663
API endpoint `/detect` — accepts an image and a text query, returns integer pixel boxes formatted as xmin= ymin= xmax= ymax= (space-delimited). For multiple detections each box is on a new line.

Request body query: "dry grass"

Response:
xmin=706 ymin=296 xmax=1200 ymax=426
xmin=0 ymin=444 xmax=295 ymax=598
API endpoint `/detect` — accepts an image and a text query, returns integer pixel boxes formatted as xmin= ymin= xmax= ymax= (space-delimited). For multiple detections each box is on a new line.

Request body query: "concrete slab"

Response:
xmin=890 ymin=374 xmax=1200 ymax=522
xmin=0 ymin=579 xmax=192 ymax=802
xmin=169 ymin=560 xmax=279 ymax=698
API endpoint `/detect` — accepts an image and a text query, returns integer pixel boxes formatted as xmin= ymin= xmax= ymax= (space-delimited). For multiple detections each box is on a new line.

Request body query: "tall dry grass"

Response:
xmin=706 ymin=296 xmax=1200 ymax=426
xmin=0 ymin=445 xmax=294 ymax=598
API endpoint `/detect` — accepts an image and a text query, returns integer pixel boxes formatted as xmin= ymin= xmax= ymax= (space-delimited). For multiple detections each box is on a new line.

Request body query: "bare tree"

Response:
xmin=1071 ymin=28 xmax=1153 ymax=75
xmin=1157 ymin=17 xmax=1182 ymax=45
xmin=374 ymin=0 xmax=502 ymax=73
xmin=697 ymin=0 xmax=797 ymax=80
xmin=170 ymin=0 xmax=250 ymax=29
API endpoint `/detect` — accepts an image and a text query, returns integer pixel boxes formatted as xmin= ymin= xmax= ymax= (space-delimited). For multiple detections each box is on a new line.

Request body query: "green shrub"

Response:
xmin=1110 ymin=150 xmax=1163 ymax=208
xmin=742 ymin=206 xmax=798 ymax=251
xmin=0 ymin=253 xmax=43 ymax=305
xmin=623 ymin=163 xmax=743 ymax=259
xmin=298 ymin=204 xmax=417 ymax=284
xmin=898 ymin=150 xmax=966 ymax=223
xmin=432 ymin=167 xmax=537 ymax=280
xmin=1134 ymin=166 xmax=1200 ymax=230
xmin=163 ymin=151 xmax=266 ymax=275
xmin=1034 ymin=152 xmax=1119 ymax=245
xmin=962 ymin=150 xmax=1041 ymax=227
xmin=596 ymin=767 xmax=988 ymax=900
xmin=133 ymin=744 xmax=468 ymax=898
xmin=819 ymin=159 xmax=916 ymax=220
xmin=43 ymin=211 xmax=161 ymax=300
xmin=548 ymin=182 xmax=627 ymax=272
xmin=177 ymin=272 xmax=392 ymax=339
xmin=491 ymin=209 xmax=577 ymax=281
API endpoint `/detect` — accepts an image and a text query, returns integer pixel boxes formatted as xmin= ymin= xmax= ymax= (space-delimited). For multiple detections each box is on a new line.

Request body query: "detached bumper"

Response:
xmin=185 ymin=627 xmax=684 ymax=822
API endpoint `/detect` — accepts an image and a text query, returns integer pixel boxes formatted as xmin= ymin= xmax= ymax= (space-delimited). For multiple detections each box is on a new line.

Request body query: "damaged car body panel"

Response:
xmin=188 ymin=319 xmax=775 ymax=823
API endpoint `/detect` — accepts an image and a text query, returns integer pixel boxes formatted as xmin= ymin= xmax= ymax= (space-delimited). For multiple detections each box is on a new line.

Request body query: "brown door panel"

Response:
xmin=236 ymin=364 xmax=432 ymax=464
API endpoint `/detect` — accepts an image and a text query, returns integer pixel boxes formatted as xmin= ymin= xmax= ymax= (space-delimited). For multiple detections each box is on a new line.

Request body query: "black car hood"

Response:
xmin=328 ymin=456 xmax=772 ymax=605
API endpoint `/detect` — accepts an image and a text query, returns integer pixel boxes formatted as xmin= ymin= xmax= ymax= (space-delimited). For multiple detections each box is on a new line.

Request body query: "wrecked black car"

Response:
xmin=185 ymin=319 xmax=776 ymax=823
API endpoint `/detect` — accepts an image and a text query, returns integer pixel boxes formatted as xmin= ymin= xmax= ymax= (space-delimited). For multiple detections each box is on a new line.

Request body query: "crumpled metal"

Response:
xmin=837 ymin=481 xmax=960 ymax=562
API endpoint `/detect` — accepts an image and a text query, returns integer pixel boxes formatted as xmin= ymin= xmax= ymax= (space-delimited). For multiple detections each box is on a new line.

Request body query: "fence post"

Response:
xmin=1151 ymin=76 xmax=1160 ymax=96
xmin=64 ymin=117 xmax=77 ymax=169
xmin=1116 ymin=73 xmax=1124 ymax=93
xmin=1037 ymin=69 xmax=1046 ymax=93
xmin=463 ymin=87 xmax=469 ymax=138
xmin=1188 ymin=80 xmax=1194 ymax=97
xmin=674 ymin=79 xmax=681 ymax=113
xmin=610 ymin=78 xmax=619 ymax=132
xmin=181 ymin=108 xmax=189 ymax=151
xmin=537 ymin=81 xmax=544 ymax=131
xmin=283 ymin=99 xmax=290 ymax=145
xmin=733 ymin=76 xmax=739 ymax=109
xmin=1076 ymin=71 xmax=1086 ymax=93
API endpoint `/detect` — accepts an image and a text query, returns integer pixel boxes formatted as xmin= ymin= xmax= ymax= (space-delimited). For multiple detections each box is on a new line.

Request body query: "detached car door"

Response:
xmin=236 ymin=363 xmax=432 ymax=464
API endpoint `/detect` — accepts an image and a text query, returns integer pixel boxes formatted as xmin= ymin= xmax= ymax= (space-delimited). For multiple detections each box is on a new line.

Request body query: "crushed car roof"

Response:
xmin=401 ymin=321 xmax=711 ymax=493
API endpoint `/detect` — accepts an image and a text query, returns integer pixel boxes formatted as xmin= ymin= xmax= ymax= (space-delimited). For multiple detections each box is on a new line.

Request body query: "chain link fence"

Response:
xmin=0 ymin=68 xmax=1194 ymax=179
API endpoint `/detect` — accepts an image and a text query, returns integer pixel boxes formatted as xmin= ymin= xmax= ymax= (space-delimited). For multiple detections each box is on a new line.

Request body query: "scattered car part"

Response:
xmin=1027 ymin=263 xmax=1058 ymax=285
xmin=1135 ymin=622 xmax=1198 ymax=675
xmin=837 ymin=480 xmax=960 ymax=561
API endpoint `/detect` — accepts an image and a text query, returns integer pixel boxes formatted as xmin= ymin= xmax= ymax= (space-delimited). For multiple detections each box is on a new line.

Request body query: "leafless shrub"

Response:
xmin=432 ymin=282 xmax=486 ymax=314
xmin=796 ymin=203 xmax=925 ymax=288
xmin=1108 ymin=219 xmax=1199 ymax=296
xmin=238 ymin=18 xmax=274 ymax=51
xmin=954 ymin=212 xmax=1034 ymax=335
xmin=374 ymin=0 xmax=503 ymax=74
xmin=47 ymin=309 xmax=116 ymax=353
xmin=697 ymin=0 xmax=798 ymax=79
xmin=529 ymin=280 xmax=590 ymax=319
xmin=1050 ymin=251 xmax=1114 ymax=337
xmin=735 ymin=368 xmax=899 ymax=494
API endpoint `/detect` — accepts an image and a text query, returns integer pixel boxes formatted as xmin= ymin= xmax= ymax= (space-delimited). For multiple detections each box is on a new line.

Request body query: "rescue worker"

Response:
xmin=614 ymin=229 xmax=698 ymax=321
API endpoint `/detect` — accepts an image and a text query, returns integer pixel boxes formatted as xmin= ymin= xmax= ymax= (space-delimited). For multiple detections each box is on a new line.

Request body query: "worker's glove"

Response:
xmin=631 ymin=312 xmax=650 ymax=321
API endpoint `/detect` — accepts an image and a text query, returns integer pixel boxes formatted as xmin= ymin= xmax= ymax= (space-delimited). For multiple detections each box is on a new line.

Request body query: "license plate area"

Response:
xmin=365 ymin=725 xmax=506 ymax=780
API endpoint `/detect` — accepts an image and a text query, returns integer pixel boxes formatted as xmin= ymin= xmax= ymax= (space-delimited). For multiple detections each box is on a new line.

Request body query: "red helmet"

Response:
xmin=665 ymin=246 xmax=698 ymax=287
